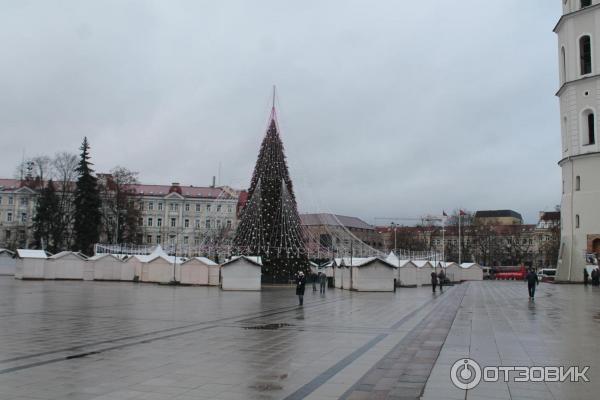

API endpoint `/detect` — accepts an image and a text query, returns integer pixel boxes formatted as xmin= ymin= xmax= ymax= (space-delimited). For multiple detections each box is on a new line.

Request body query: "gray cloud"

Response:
xmin=0 ymin=0 xmax=561 ymax=223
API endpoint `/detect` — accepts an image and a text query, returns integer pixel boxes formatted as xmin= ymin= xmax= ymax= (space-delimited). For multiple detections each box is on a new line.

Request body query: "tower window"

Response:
xmin=583 ymin=110 xmax=596 ymax=145
xmin=561 ymin=47 xmax=567 ymax=83
xmin=581 ymin=0 xmax=592 ymax=8
xmin=580 ymin=36 xmax=592 ymax=75
xmin=576 ymin=175 xmax=581 ymax=190
xmin=576 ymin=214 xmax=580 ymax=228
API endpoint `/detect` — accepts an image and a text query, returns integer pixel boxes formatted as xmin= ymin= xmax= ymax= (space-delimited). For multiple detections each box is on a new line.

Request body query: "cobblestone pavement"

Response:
xmin=0 ymin=277 xmax=599 ymax=400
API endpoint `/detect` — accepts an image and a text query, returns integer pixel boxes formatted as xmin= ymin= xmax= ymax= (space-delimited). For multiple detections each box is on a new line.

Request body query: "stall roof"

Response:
xmin=16 ymin=249 xmax=49 ymax=259
xmin=222 ymin=256 xmax=262 ymax=267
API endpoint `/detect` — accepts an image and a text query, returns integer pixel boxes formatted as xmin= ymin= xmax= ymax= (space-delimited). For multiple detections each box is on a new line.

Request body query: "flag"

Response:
xmin=459 ymin=209 xmax=466 ymax=216
xmin=442 ymin=210 xmax=447 ymax=217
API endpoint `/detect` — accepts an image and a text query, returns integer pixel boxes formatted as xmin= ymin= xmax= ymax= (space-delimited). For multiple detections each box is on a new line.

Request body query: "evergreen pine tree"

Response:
xmin=32 ymin=180 xmax=60 ymax=252
xmin=233 ymin=110 xmax=308 ymax=283
xmin=72 ymin=137 xmax=102 ymax=255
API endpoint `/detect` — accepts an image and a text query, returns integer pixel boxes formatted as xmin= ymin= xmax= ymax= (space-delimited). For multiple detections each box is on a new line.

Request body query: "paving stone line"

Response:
xmin=340 ymin=284 xmax=468 ymax=400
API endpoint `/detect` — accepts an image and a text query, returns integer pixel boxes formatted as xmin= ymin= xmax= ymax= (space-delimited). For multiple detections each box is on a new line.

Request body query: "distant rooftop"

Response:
xmin=301 ymin=213 xmax=374 ymax=230
xmin=474 ymin=210 xmax=523 ymax=221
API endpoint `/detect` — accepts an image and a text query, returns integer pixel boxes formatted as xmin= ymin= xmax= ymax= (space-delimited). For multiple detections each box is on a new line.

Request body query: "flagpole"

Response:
xmin=458 ymin=212 xmax=462 ymax=265
xmin=442 ymin=217 xmax=445 ymax=263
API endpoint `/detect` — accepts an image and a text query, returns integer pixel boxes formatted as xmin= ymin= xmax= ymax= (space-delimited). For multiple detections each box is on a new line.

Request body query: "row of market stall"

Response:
xmin=12 ymin=247 xmax=221 ymax=286
xmin=311 ymin=253 xmax=484 ymax=291
xmin=7 ymin=246 xmax=482 ymax=291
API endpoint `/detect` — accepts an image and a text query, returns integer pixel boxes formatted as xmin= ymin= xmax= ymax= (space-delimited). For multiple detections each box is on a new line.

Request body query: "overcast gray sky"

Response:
xmin=1 ymin=1 xmax=561 ymax=224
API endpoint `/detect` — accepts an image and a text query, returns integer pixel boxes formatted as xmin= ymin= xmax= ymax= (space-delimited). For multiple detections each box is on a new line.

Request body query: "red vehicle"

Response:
xmin=493 ymin=265 xmax=527 ymax=280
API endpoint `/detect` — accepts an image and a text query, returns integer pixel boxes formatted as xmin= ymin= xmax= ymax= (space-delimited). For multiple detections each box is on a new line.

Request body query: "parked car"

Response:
xmin=537 ymin=268 xmax=556 ymax=283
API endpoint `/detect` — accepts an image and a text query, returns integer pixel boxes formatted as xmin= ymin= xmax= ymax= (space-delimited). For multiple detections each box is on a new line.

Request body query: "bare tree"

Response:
xmin=51 ymin=152 xmax=78 ymax=250
xmin=98 ymin=167 xmax=142 ymax=244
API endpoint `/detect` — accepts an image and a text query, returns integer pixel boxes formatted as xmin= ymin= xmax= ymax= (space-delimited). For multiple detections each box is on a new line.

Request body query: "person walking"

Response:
xmin=296 ymin=271 xmax=306 ymax=306
xmin=319 ymin=271 xmax=327 ymax=294
xmin=526 ymin=268 xmax=539 ymax=300
xmin=437 ymin=269 xmax=445 ymax=292
xmin=583 ymin=267 xmax=589 ymax=286
xmin=312 ymin=271 xmax=318 ymax=292
xmin=592 ymin=268 xmax=599 ymax=286
xmin=431 ymin=272 xmax=437 ymax=293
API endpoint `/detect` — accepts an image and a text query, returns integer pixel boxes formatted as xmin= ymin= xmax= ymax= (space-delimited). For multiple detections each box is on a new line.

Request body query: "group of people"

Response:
xmin=583 ymin=266 xmax=600 ymax=286
xmin=430 ymin=270 xmax=446 ymax=293
xmin=295 ymin=271 xmax=328 ymax=306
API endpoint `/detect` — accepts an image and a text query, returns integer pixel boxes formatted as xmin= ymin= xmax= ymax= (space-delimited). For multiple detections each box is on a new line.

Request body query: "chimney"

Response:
xmin=212 ymin=176 xmax=216 ymax=188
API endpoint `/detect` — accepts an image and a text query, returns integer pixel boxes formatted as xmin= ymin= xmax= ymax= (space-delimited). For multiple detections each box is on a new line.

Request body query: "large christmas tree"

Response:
xmin=234 ymin=106 xmax=308 ymax=283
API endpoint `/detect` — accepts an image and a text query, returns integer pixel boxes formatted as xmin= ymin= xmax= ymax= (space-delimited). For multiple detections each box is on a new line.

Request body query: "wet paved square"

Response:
xmin=0 ymin=277 xmax=599 ymax=400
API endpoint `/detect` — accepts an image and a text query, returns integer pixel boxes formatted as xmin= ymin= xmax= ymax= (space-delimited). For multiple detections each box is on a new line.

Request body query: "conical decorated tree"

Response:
xmin=73 ymin=137 xmax=102 ymax=255
xmin=234 ymin=109 xmax=308 ymax=283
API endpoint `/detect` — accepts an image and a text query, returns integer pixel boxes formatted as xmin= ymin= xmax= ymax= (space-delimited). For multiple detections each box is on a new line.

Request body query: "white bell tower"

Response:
xmin=555 ymin=0 xmax=600 ymax=282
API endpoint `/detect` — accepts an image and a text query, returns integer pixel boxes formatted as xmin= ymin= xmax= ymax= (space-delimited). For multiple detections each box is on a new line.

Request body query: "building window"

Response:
xmin=576 ymin=214 xmax=580 ymax=228
xmin=217 ymin=220 xmax=221 ymax=228
xmin=194 ymin=238 xmax=200 ymax=246
xmin=5 ymin=230 xmax=11 ymax=239
xmin=583 ymin=109 xmax=596 ymax=145
xmin=195 ymin=219 xmax=200 ymax=228
xmin=149 ymin=202 xmax=154 ymax=210
xmin=21 ymin=213 xmax=27 ymax=222
xmin=581 ymin=0 xmax=592 ymax=8
xmin=185 ymin=203 xmax=190 ymax=212
xmin=206 ymin=219 xmax=211 ymax=229
xmin=156 ymin=235 xmax=161 ymax=244
xmin=7 ymin=213 xmax=12 ymax=222
xmin=157 ymin=218 xmax=162 ymax=227
xmin=138 ymin=218 xmax=143 ymax=226
xmin=184 ymin=219 xmax=189 ymax=228
xmin=217 ymin=205 xmax=221 ymax=212
xmin=576 ymin=175 xmax=581 ymax=190
xmin=227 ymin=220 xmax=232 ymax=228
xmin=196 ymin=204 xmax=201 ymax=212
xmin=147 ymin=235 xmax=152 ymax=243
xmin=183 ymin=236 xmax=189 ymax=245
xmin=169 ymin=203 xmax=175 ymax=212
xmin=228 ymin=205 xmax=232 ymax=213
xmin=170 ymin=218 xmax=176 ymax=227
xmin=20 ymin=197 xmax=28 ymax=206
xmin=148 ymin=217 xmax=153 ymax=227
xmin=158 ymin=203 xmax=163 ymax=211
xmin=206 ymin=204 xmax=211 ymax=212
xmin=580 ymin=35 xmax=592 ymax=75
xmin=8 ymin=196 xmax=13 ymax=205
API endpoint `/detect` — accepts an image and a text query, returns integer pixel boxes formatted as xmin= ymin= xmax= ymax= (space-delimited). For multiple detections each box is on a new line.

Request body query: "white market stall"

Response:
xmin=208 ymin=262 xmax=220 ymax=286
xmin=15 ymin=249 xmax=49 ymax=279
xmin=398 ymin=260 xmax=419 ymax=287
xmin=221 ymin=256 xmax=261 ymax=291
xmin=48 ymin=251 xmax=87 ymax=280
xmin=125 ymin=254 xmax=151 ymax=281
xmin=142 ymin=255 xmax=180 ymax=283
xmin=350 ymin=257 xmax=396 ymax=292
xmin=0 ymin=249 xmax=16 ymax=276
xmin=439 ymin=262 xmax=461 ymax=282
xmin=180 ymin=257 xmax=217 ymax=285
xmin=88 ymin=253 xmax=126 ymax=281
xmin=414 ymin=260 xmax=435 ymax=286
xmin=460 ymin=263 xmax=484 ymax=281
xmin=334 ymin=257 xmax=396 ymax=291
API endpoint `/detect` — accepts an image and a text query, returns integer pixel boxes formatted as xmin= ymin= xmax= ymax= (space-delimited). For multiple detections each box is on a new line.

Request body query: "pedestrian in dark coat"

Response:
xmin=312 ymin=272 xmax=318 ymax=292
xmin=583 ymin=268 xmax=589 ymax=286
xmin=592 ymin=268 xmax=599 ymax=286
xmin=319 ymin=272 xmax=327 ymax=294
xmin=296 ymin=271 xmax=306 ymax=306
xmin=526 ymin=268 xmax=539 ymax=299
xmin=437 ymin=269 xmax=445 ymax=292
xmin=431 ymin=272 xmax=437 ymax=293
